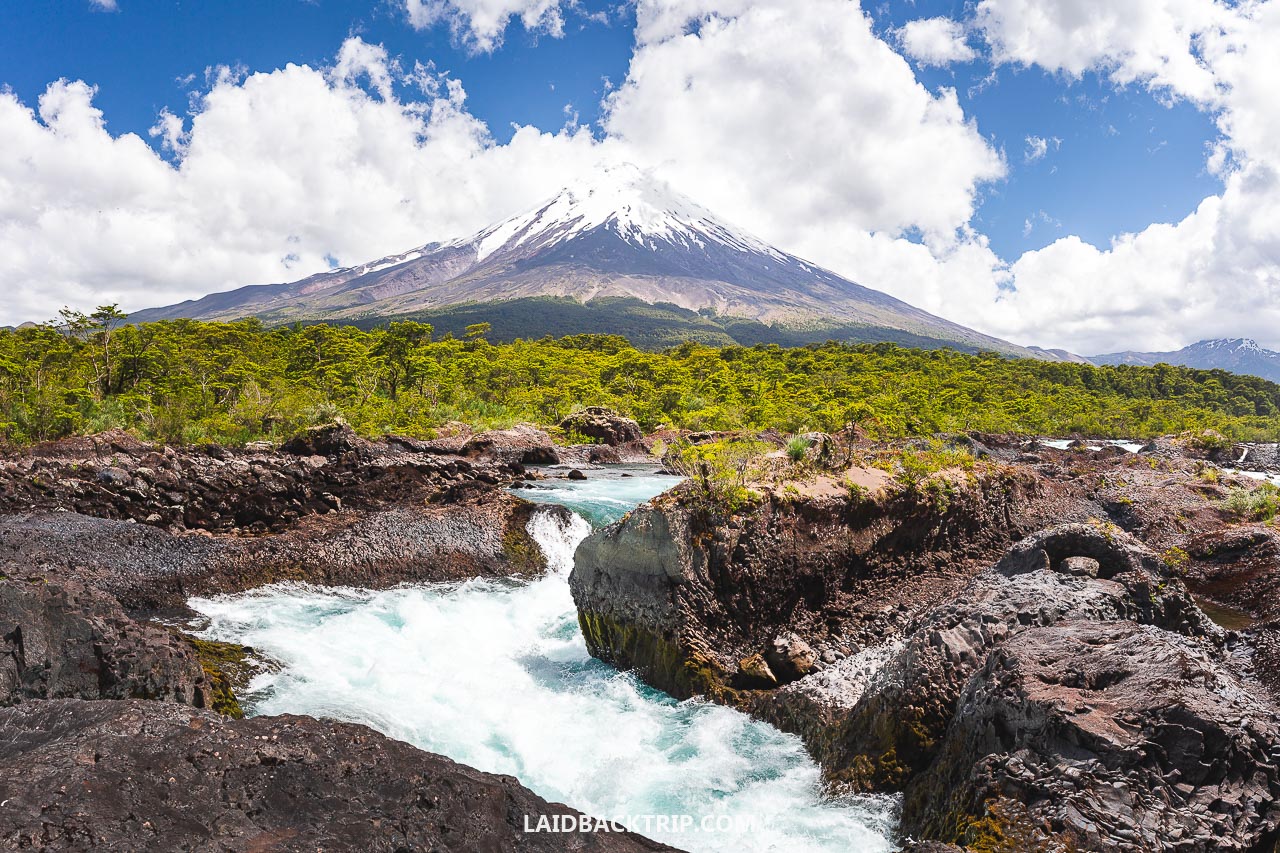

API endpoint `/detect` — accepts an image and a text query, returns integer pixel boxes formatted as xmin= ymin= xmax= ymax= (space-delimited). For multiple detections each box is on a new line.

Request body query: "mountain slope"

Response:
xmin=129 ymin=165 xmax=1036 ymax=356
xmin=1091 ymin=338 xmax=1280 ymax=383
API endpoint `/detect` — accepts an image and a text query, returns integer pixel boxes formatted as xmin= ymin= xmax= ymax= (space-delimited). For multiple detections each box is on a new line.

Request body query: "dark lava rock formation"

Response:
xmin=560 ymin=407 xmax=644 ymax=446
xmin=0 ymin=699 xmax=672 ymax=852
xmin=0 ymin=426 xmax=675 ymax=852
xmin=570 ymin=466 xmax=1057 ymax=702
xmin=0 ymin=427 xmax=573 ymax=611
xmin=570 ymin=441 xmax=1280 ymax=851
xmin=1 ymin=574 xmax=212 ymax=709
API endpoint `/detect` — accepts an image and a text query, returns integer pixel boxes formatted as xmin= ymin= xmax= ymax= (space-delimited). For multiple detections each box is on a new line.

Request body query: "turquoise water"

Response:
xmin=190 ymin=470 xmax=899 ymax=852
xmin=511 ymin=466 xmax=685 ymax=526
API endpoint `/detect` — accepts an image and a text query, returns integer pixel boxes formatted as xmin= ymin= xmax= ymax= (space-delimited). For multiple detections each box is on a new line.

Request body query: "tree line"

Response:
xmin=3 ymin=307 xmax=1280 ymax=447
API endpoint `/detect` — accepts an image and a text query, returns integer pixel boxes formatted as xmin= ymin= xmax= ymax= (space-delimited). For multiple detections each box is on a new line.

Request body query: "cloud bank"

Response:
xmin=2 ymin=0 xmax=1280 ymax=357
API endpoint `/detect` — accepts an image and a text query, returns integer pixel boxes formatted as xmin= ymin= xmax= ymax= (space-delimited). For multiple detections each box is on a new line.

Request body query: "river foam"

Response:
xmin=190 ymin=473 xmax=899 ymax=852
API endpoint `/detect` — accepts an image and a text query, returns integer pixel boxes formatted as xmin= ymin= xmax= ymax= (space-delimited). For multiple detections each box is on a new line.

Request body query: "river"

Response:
xmin=189 ymin=468 xmax=899 ymax=852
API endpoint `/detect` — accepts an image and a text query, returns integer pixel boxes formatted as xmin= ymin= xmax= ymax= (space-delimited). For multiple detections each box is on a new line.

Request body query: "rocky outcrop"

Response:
xmin=0 ymin=699 xmax=673 ymax=852
xmin=0 ymin=424 xmax=514 ymax=535
xmin=0 ymin=492 xmax=564 ymax=612
xmin=909 ymin=621 xmax=1280 ymax=851
xmin=572 ymin=458 xmax=1280 ymax=853
xmin=813 ymin=532 xmax=1213 ymax=786
xmin=561 ymin=407 xmax=644 ymax=446
xmin=570 ymin=469 xmax=1055 ymax=703
xmin=1 ymin=575 xmax=215 ymax=709
xmin=462 ymin=424 xmax=560 ymax=465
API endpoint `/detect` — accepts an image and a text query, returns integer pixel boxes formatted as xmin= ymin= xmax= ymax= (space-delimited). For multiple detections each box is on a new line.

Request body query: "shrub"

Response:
xmin=667 ymin=438 xmax=769 ymax=513
xmin=892 ymin=440 xmax=975 ymax=488
xmin=785 ymin=435 xmax=811 ymax=462
xmin=1162 ymin=546 xmax=1191 ymax=573
xmin=1221 ymin=482 xmax=1280 ymax=521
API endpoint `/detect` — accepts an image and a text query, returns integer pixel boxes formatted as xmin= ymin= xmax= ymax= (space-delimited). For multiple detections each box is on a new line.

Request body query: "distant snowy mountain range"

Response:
xmin=127 ymin=164 xmax=1038 ymax=356
xmin=1090 ymin=338 xmax=1280 ymax=383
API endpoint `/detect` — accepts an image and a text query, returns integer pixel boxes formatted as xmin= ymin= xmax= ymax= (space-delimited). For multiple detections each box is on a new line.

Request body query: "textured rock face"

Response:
xmin=0 ymin=700 xmax=673 ymax=853
xmin=823 ymin=551 xmax=1213 ymax=790
xmin=912 ymin=621 xmax=1280 ymax=851
xmin=0 ymin=490 xmax=560 ymax=611
xmin=561 ymin=407 xmax=644 ymax=446
xmin=0 ymin=575 xmax=212 ymax=708
xmin=0 ymin=424 xmax=514 ymax=535
xmin=570 ymin=471 xmax=1054 ymax=703
xmin=462 ymin=424 xmax=560 ymax=465
xmin=573 ymin=470 xmax=1280 ymax=852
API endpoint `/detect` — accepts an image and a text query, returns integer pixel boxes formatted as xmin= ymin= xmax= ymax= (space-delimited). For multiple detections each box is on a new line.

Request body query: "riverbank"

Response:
xmin=0 ymin=423 xmax=676 ymax=851
xmin=570 ymin=433 xmax=1280 ymax=851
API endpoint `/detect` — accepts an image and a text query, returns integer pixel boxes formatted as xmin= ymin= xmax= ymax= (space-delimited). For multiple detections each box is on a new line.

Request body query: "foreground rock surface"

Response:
xmin=913 ymin=620 xmax=1280 ymax=851
xmin=571 ymin=439 xmax=1280 ymax=851
xmin=0 ymin=699 xmax=673 ymax=852
xmin=1 ymin=575 xmax=213 ymax=709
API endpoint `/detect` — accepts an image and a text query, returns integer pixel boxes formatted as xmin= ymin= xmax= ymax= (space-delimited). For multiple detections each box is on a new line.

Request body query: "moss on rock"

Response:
xmin=184 ymin=636 xmax=252 ymax=719
xmin=577 ymin=609 xmax=736 ymax=702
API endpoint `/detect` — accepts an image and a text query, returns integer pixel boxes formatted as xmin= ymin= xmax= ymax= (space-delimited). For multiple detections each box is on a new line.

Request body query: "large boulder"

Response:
xmin=0 ymin=699 xmax=672 ymax=852
xmin=463 ymin=424 xmax=560 ymax=465
xmin=910 ymin=621 xmax=1280 ymax=851
xmin=280 ymin=422 xmax=368 ymax=458
xmin=561 ymin=407 xmax=644 ymax=446
xmin=1 ymin=575 xmax=214 ymax=709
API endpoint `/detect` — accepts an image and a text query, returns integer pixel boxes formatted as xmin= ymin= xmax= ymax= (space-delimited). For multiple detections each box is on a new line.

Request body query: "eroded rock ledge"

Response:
xmin=0 ymin=425 xmax=672 ymax=852
xmin=570 ymin=445 xmax=1280 ymax=851
xmin=0 ymin=699 xmax=671 ymax=852
xmin=0 ymin=425 xmax=573 ymax=610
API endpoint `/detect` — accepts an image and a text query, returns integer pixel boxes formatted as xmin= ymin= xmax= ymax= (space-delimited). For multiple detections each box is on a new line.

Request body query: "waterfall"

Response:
xmin=526 ymin=505 xmax=592 ymax=576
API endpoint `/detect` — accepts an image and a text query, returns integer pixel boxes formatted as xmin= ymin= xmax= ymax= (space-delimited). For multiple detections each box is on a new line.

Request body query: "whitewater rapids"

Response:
xmin=190 ymin=472 xmax=899 ymax=852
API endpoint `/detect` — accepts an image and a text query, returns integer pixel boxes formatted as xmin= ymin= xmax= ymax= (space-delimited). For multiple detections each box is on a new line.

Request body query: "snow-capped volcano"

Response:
xmin=456 ymin=164 xmax=784 ymax=264
xmin=128 ymin=165 xmax=1033 ymax=355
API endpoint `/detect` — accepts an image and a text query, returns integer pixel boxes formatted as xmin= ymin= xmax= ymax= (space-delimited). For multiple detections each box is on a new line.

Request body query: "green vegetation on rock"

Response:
xmin=5 ymin=310 xmax=1280 ymax=446
xmin=185 ymin=636 xmax=252 ymax=719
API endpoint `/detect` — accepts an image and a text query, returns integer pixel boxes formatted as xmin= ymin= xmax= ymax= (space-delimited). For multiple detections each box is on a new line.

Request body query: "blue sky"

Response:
xmin=0 ymin=0 xmax=1220 ymax=259
xmin=1 ymin=0 xmax=1274 ymax=354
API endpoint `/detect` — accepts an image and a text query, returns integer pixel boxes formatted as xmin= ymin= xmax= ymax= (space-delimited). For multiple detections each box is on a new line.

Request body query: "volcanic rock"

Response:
xmin=0 ymin=699 xmax=672 ymax=852
xmin=561 ymin=407 xmax=644 ymax=446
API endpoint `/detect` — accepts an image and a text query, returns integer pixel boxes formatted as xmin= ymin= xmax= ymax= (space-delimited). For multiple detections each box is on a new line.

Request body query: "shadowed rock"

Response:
xmin=0 ymin=699 xmax=674 ymax=852
xmin=561 ymin=408 xmax=644 ymax=446
xmin=1 ymin=575 xmax=214 ymax=709
xmin=910 ymin=621 xmax=1280 ymax=851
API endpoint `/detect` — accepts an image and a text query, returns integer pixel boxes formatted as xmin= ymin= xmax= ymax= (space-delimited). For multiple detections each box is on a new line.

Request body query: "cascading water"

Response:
xmin=190 ymin=471 xmax=899 ymax=852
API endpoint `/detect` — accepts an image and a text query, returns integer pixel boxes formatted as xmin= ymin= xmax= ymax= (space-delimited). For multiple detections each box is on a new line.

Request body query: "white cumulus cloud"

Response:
xmin=899 ymin=17 xmax=977 ymax=66
xmin=957 ymin=0 xmax=1280 ymax=354
xmin=403 ymin=0 xmax=569 ymax=52
xmin=9 ymin=0 xmax=1280 ymax=356
xmin=0 ymin=39 xmax=605 ymax=325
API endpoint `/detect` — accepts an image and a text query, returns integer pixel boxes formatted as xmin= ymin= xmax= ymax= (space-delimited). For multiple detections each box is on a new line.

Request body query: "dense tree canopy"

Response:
xmin=3 ymin=312 xmax=1280 ymax=447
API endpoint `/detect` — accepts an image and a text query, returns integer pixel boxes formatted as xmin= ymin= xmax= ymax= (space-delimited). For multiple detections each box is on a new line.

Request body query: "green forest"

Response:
xmin=3 ymin=307 xmax=1280 ymax=447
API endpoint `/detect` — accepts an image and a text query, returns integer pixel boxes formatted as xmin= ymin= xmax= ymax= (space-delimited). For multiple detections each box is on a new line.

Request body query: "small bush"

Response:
xmin=1162 ymin=546 xmax=1190 ymax=573
xmin=1221 ymin=483 xmax=1280 ymax=521
xmin=785 ymin=435 xmax=811 ymax=462
xmin=666 ymin=438 xmax=770 ymax=513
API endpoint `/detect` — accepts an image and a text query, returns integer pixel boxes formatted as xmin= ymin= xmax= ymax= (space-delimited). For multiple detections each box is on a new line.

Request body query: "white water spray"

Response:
xmin=190 ymin=474 xmax=898 ymax=852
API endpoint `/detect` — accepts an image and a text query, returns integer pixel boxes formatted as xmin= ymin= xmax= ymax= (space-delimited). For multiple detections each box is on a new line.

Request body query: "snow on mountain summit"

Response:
xmin=454 ymin=163 xmax=782 ymax=263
